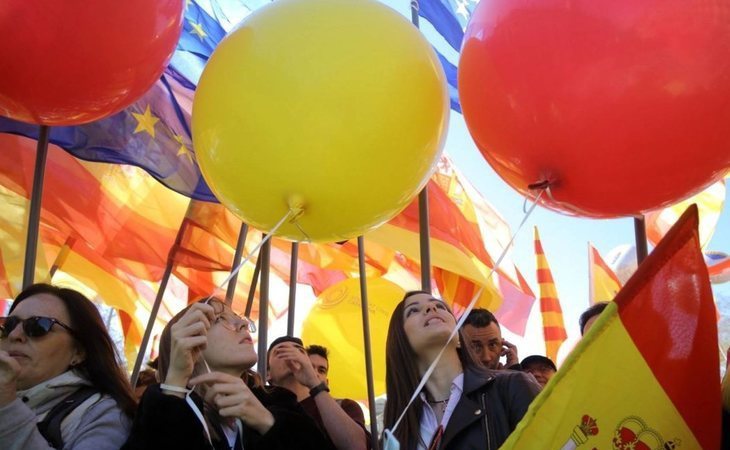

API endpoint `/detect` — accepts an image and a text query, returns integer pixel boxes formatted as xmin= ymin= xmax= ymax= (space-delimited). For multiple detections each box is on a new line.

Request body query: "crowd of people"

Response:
xmin=0 ymin=283 xmax=727 ymax=449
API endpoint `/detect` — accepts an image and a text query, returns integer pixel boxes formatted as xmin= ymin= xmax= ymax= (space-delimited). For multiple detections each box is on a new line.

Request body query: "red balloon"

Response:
xmin=0 ymin=1 xmax=183 ymax=126
xmin=459 ymin=0 xmax=730 ymax=218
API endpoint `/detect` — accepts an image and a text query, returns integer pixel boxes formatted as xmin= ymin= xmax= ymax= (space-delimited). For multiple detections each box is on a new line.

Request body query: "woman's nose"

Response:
xmin=7 ymin=323 xmax=26 ymax=341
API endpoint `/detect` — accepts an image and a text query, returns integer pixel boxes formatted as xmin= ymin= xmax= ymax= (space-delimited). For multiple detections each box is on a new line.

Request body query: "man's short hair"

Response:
xmin=306 ymin=344 xmax=329 ymax=361
xmin=463 ymin=308 xmax=499 ymax=328
xmin=579 ymin=302 xmax=609 ymax=335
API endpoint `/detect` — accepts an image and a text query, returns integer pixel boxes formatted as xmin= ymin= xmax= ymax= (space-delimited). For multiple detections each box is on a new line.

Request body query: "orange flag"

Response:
xmin=503 ymin=205 xmax=720 ymax=449
xmin=534 ymin=227 xmax=567 ymax=361
xmin=588 ymin=242 xmax=622 ymax=304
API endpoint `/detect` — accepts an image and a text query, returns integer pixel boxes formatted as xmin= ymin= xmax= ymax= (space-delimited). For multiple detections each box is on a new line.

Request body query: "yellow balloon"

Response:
xmin=301 ymin=277 xmax=404 ymax=400
xmin=193 ymin=0 xmax=449 ymax=242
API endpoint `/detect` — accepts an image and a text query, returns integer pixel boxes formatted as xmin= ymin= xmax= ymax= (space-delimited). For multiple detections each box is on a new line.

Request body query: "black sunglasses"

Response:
xmin=0 ymin=316 xmax=75 ymax=339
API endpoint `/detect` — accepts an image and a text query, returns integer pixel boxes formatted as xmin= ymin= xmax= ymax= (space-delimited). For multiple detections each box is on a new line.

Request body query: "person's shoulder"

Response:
xmin=465 ymin=367 xmax=537 ymax=392
xmin=254 ymin=385 xmax=302 ymax=410
xmin=492 ymin=368 xmax=538 ymax=386
xmin=336 ymin=398 xmax=366 ymax=424
xmin=336 ymin=398 xmax=359 ymax=408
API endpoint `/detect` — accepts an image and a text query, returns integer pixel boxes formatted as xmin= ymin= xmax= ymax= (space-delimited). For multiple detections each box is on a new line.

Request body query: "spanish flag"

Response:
xmin=588 ymin=242 xmax=622 ymax=304
xmin=534 ymin=227 xmax=567 ymax=362
xmin=502 ymin=205 xmax=720 ymax=450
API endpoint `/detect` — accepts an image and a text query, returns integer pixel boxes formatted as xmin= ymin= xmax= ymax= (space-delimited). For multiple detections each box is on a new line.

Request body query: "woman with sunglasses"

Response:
xmin=383 ymin=291 xmax=541 ymax=450
xmin=0 ymin=283 xmax=136 ymax=449
xmin=123 ymin=297 xmax=335 ymax=450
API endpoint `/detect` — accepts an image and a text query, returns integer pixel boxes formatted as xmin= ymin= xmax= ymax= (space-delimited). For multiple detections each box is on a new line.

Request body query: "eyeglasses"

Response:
xmin=203 ymin=298 xmax=256 ymax=333
xmin=0 ymin=316 xmax=75 ymax=339
xmin=213 ymin=313 xmax=257 ymax=333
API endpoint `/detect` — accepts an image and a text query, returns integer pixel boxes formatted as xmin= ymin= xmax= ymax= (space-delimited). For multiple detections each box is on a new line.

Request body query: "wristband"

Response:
xmin=160 ymin=383 xmax=192 ymax=394
xmin=309 ymin=382 xmax=330 ymax=398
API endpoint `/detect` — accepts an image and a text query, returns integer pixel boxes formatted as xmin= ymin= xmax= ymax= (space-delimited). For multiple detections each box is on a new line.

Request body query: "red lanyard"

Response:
xmin=427 ymin=425 xmax=444 ymax=450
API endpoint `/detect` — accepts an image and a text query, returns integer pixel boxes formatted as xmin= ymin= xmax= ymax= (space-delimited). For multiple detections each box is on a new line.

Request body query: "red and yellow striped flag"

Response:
xmin=588 ymin=242 xmax=622 ymax=304
xmin=534 ymin=227 xmax=567 ymax=361
xmin=503 ymin=205 xmax=720 ymax=450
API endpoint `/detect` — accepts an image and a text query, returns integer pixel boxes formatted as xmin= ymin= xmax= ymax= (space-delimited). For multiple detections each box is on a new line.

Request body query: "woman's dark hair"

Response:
xmin=157 ymin=297 xmax=261 ymax=389
xmin=382 ymin=291 xmax=480 ymax=448
xmin=11 ymin=283 xmax=137 ymax=417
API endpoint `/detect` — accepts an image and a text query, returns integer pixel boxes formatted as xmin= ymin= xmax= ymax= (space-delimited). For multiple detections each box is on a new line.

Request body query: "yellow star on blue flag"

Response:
xmin=174 ymin=134 xmax=194 ymax=163
xmin=189 ymin=20 xmax=208 ymax=41
xmin=132 ymin=105 xmax=160 ymax=138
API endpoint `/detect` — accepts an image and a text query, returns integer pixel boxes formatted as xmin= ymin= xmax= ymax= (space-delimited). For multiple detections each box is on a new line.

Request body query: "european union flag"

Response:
xmin=419 ymin=0 xmax=479 ymax=113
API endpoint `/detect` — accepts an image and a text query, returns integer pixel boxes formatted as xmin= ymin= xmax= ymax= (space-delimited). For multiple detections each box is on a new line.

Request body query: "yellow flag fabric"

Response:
xmin=502 ymin=206 xmax=720 ymax=450
xmin=645 ymin=178 xmax=725 ymax=249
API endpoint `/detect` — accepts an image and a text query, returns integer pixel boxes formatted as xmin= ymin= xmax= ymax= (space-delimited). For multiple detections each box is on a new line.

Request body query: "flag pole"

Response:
xmin=286 ymin=242 xmax=299 ymax=335
xmin=256 ymin=238 xmax=272 ymax=380
xmin=245 ymin=242 xmax=263 ymax=317
xmin=130 ymin=202 xmax=193 ymax=386
xmin=634 ymin=216 xmax=649 ymax=264
xmin=410 ymin=0 xmax=432 ymax=292
xmin=418 ymin=189 xmax=432 ymax=291
xmin=47 ymin=236 xmax=77 ymax=281
xmin=225 ymin=223 xmax=249 ymax=306
xmin=22 ymin=125 xmax=51 ymax=289
xmin=357 ymin=236 xmax=380 ymax=449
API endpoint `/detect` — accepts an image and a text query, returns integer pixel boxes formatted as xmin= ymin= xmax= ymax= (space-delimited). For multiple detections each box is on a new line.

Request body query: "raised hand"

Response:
xmin=165 ymin=303 xmax=216 ymax=389
xmin=271 ymin=342 xmax=320 ymax=389
xmin=0 ymin=351 xmax=21 ymax=406
xmin=190 ymin=371 xmax=275 ymax=434
xmin=501 ymin=339 xmax=519 ymax=368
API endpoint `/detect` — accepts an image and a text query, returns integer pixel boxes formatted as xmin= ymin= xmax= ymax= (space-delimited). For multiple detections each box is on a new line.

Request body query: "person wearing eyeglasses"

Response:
xmin=123 ymin=297 xmax=335 ymax=450
xmin=383 ymin=291 xmax=540 ymax=450
xmin=0 ymin=283 xmax=136 ymax=450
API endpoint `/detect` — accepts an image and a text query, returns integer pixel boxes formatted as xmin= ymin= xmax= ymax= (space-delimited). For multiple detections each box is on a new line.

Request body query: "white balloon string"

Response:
xmin=388 ymin=189 xmax=545 ymax=436
xmin=201 ymin=209 xmax=295 ymax=303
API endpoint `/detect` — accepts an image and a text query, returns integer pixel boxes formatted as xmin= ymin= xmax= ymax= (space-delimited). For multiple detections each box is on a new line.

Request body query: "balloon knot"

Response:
xmin=287 ymin=195 xmax=306 ymax=222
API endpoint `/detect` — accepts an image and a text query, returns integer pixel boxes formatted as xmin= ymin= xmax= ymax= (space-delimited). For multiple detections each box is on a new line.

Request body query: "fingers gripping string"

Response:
xmin=385 ymin=189 xmax=545 ymax=443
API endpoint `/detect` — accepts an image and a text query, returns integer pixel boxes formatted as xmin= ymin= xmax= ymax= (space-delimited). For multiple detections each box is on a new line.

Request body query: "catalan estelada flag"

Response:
xmin=503 ymin=205 xmax=720 ymax=450
xmin=588 ymin=242 xmax=622 ymax=304
xmin=534 ymin=227 xmax=567 ymax=361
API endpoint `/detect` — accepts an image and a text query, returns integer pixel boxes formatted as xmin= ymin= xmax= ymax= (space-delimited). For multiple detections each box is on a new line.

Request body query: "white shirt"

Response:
xmin=416 ymin=373 xmax=464 ymax=450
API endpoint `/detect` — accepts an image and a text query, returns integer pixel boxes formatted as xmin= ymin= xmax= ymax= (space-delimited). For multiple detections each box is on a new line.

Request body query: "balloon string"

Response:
xmin=293 ymin=220 xmax=311 ymax=243
xmin=387 ymin=188 xmax=545 ymax=438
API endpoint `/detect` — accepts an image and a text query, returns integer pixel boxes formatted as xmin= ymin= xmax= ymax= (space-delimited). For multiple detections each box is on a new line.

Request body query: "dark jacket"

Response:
xmin=122 ymin=384 xmax=336 ymax=450
xmin=437 ymin=367 xmax=541 ymax=450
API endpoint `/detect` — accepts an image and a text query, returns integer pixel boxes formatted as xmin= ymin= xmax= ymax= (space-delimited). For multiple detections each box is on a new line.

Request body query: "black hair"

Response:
xmin=306 ymin=344 xmax=329 ymax=361
xmin=579 ymin=302 xmax=609 ymax=335
xmin=462 ymin=307 xmax=499 ymax=328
